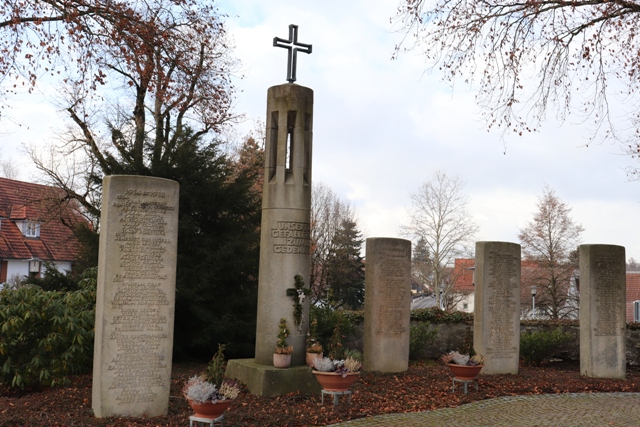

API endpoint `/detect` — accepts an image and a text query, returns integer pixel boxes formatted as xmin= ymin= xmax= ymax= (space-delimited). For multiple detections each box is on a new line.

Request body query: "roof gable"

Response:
xmin=0 ymin=177 xmax=84 ymax=262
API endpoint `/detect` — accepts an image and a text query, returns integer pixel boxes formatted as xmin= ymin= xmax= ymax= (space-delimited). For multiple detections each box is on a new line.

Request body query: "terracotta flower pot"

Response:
xmin=447 ymin=363 xmax=483 ymax=380
xmin=306 ymin=351 xmax=323 ymax=368
xmin=188 ymin=399 xmax=233 ymax=419
xmin=273 ymin=353 xmax=292 ymax=368
xmin=312 ymin=370 xmax=360 ymax=392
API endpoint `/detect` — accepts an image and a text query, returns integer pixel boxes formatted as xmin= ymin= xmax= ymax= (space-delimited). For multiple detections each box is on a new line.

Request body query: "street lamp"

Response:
xmin=26 ymin=257 xmax=41 ymax=277
xmin=531 ymin=286 xmax=537 ymax=318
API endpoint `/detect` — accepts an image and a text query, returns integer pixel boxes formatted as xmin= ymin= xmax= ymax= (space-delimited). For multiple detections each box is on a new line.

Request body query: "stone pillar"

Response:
xmin=92 ymin=175 xmax=179 ymax=418
xmin=363 ymin=238 xmax=412 ymax=372
xmin=255 ymin=84 xmax=313 ymax=366
xmin=580 ymin=244 xmax=626 ymax=378
xmin=473 ymin=241 xmax=521 ymax=374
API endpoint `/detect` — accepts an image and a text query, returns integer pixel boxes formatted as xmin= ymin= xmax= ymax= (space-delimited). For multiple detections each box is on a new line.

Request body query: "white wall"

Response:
xmin=2 ymin=260 xmax=73 ymax=285
xmin=455 ymin=292 xmax=475 ymax=313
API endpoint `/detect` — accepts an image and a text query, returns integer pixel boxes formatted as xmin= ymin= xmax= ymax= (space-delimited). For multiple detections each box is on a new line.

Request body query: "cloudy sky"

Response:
xmin=1 ymin=0 xmax=639 ymax=260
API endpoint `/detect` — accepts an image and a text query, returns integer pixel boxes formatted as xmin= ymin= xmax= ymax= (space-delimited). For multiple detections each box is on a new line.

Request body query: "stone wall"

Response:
xmin=344 ymin=320 xmax=640 ymax=366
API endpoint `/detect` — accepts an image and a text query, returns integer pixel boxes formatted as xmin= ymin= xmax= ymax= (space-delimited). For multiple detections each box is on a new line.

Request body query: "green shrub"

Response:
xmin=344 ymin=348 xmax=363 ymax=362
xmin=411 ymin=307 xmax=473 ymax=324
xmin=310 ymin=305 xmax=361 ymax=358
xmin=409 ymin=322 xmax=438 ymax=360
xmin=327 ymin=313 xmax=346 ymax=360
xmin=0 ymin=268 xmax=96 ymax=388
xmin=22 ymin=262 xmax=80 ymax=291
xmin=520 ymin=328 xmax=572 ymax=366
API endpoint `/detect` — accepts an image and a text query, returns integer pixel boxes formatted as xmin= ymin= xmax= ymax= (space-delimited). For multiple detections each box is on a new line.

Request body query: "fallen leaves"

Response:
xmin=2 ymin=360 xmax=640 ymax=426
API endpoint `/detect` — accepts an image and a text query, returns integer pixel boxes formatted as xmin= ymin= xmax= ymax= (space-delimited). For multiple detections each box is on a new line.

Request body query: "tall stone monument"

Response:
xmin=92 ymin=175 xmax=179 ymax=418
xmin=474 ymin=241 xmax=521 ymax=375
xmin=254 ymin=24 xmax=313 ymax=366
xmin=225 ymin=25 xmax=319 ymax=397
xmin=254 ymin=81 xmax=313 ymax=367
xmin=580 ymin=244 xmax=626 ymax=379
xmin=363 ymin=238 xmax=412 ymax=372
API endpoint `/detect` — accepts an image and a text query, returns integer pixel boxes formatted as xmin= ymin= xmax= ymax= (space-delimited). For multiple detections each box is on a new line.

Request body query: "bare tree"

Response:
xmin=518 ymin=185 xmax=584 ymax=319
xmin=0 ymin=160 xmax=19 ymax=180
xmin=18 ymin=0 xmax=236 ymax=225
xmin=310 ymin=182 xmax=357 ymax=305
xmin=628 ymin=257 xmax=640 ymax=272
xmin=401 ymin=171 xmax=479 ymax=311
xmin=393 ymin=0 xmax=640 ymax=174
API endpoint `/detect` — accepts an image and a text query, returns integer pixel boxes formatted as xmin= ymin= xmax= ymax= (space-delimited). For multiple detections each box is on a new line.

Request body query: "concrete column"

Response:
xmin=474 ymin=241 xmax=521 ymax=374
xmin=255 ymin=84 xmax=313 ymax=366
xmin=580 ymin=244 xmax=626 ymax=378
xmin=363 ymin=238 xmax=412 ymax=372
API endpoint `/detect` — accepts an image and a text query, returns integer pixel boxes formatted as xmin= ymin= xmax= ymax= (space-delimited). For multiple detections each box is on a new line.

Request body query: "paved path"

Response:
xmin=410 ymin=295 xmax=437 ymax=310
xmin=328 ymin=393 xmax=640 ymax=426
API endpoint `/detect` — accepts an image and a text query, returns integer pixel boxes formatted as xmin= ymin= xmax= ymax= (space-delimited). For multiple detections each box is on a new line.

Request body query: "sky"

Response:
xmin=1 ymin=0 xmax=639 ymax=261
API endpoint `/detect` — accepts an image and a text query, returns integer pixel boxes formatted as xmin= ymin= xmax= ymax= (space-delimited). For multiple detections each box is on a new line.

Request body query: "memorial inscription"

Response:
xmin=594 ymin=256 xmax=625 ymax=336
xmin=376 ymin=244 xmax=410 ymax=336
xmin=107 ymin=189 xmax=173 ymax=406
xmin=363 ymin=237 xmax=412 ymax=373
xmin=271 ymin=221 xmax=310 ymax=254
xmin=486 ymin=251 xmax=518 ymax=358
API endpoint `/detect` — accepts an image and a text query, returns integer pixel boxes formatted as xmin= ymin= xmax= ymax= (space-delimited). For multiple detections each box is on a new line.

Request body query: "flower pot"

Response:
xmin=188 ymin=399 xmax=233 ymax=419
xmin=447 ymin=363 xmax=483 ymax=380
xmin=273 ymin=353 xmax=292 ymax=368
xmin=312 ymin=370 xmax=360 ymax=392
xmin=306 ymin=351 xmax=323 ymax=368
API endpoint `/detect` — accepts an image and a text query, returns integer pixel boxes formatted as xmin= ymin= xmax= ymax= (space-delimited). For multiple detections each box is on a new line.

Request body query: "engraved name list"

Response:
xmin=108 ymin=189 xmax=175 ymax=405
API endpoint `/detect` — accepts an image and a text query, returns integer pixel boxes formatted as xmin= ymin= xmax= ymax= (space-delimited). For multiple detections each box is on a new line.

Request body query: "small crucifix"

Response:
xmin=273 ymin=24 xmax=312 ymax=83
xmin=286 ymin=274 xmax=311 ymax=333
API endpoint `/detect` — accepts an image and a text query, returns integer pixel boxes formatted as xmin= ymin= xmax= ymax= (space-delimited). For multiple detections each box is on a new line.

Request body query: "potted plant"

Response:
xmin=441 ymin=350 xmax=485 ymax=380
xmin=273 ymin=318 xmax=293 ymax=368
xmin=305 ymin=317 xmax=323 ymax=367
xmin=311 ymin=356 xmax=362 ymax=392
xmin=183 ymin=344 xmax=240 ymax=419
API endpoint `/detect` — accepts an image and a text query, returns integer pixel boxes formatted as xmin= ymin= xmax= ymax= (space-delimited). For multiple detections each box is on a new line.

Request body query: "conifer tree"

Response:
xmin=326 ymin=219 xmax=365 ymax=310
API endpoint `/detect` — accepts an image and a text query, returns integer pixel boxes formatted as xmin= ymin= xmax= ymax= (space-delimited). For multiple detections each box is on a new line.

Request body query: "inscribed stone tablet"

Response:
xmin=474 ymin=241 xmax=521 ymax=374
xmin=363 ymin=238 xmax=411 ymax=372
xmin=579 ymin=244 xmax=626 ymax=379
xmin=92 ymin=176 xmax=179 ymax=418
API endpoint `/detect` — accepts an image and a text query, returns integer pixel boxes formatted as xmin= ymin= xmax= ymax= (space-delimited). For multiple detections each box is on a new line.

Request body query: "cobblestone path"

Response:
xmin=328 ymin=393 xmax=640 ymax=426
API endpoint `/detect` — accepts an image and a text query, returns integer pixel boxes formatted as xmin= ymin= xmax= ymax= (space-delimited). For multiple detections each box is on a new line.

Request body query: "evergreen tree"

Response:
xmin=55 ymin=128 xmax=262 ymax=360
xmin=157 ymin=131 xmax=261 ymax=359
xmin=412 ymin=237 xmax=433 ymax=294
xmin=325 ymin=220 xmax=365 ymax=310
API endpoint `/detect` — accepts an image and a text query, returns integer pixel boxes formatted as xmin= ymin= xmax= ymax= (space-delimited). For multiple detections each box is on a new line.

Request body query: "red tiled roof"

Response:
xmin=451 ymin=258 xmax=564 ymax=299
xmin=626 ymin=272 xmax=640 ymax=322
xmin=9 ymin=205 xmax=26 ymax=219
xmin=452 ymin=259 xmax=475 ymax=292
xmin=0 ymin=177 xmax=84 ymax=262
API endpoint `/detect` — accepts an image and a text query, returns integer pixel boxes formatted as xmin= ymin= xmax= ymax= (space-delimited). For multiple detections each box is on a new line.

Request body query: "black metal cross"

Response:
xmin=273 ymin=24 xmax=312 ymax=83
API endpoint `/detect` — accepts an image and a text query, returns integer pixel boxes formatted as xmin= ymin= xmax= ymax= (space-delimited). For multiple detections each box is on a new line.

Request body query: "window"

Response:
xmin=463 ymin=302 xmax=469 ymax=310
xmin=634 ymin=301 xmax=640 ymax=323
xmin=23 ymin=221 xmax=40 ymax=238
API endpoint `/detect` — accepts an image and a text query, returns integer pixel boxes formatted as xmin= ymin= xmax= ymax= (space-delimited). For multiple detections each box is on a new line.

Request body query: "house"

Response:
xmin=451 ymin=257 xmax=580 ymax=319
xmin=452 ymin=257 xmax=639 ymax=321
xmin=626 ymin=272 xmax=640 ymax=322
xmin=450 ymin=258 xmax=475 ymax=312
xmin=451 ymin=258 xmax=576 ymax=319
xmin=0 ymin=177 xmax=84 ymax=286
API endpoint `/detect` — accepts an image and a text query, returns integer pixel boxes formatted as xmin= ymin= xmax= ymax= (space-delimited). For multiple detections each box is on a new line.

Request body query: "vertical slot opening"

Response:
xmin=269 ymin=111 xmax=278 ymax=181
xmin=304 ymin=113 xmax=311 ymax=184
xmin=286 ymin=111 xmax=297 ymax=172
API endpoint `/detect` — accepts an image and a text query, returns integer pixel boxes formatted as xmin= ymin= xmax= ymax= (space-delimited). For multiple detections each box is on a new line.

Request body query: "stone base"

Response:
xmin=225 ymin=359 xmax=321 ymax=397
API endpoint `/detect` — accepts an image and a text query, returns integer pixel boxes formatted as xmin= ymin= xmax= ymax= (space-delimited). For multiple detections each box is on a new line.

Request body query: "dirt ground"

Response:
xmin=2 ymin=360 xmax=640 ymax=426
